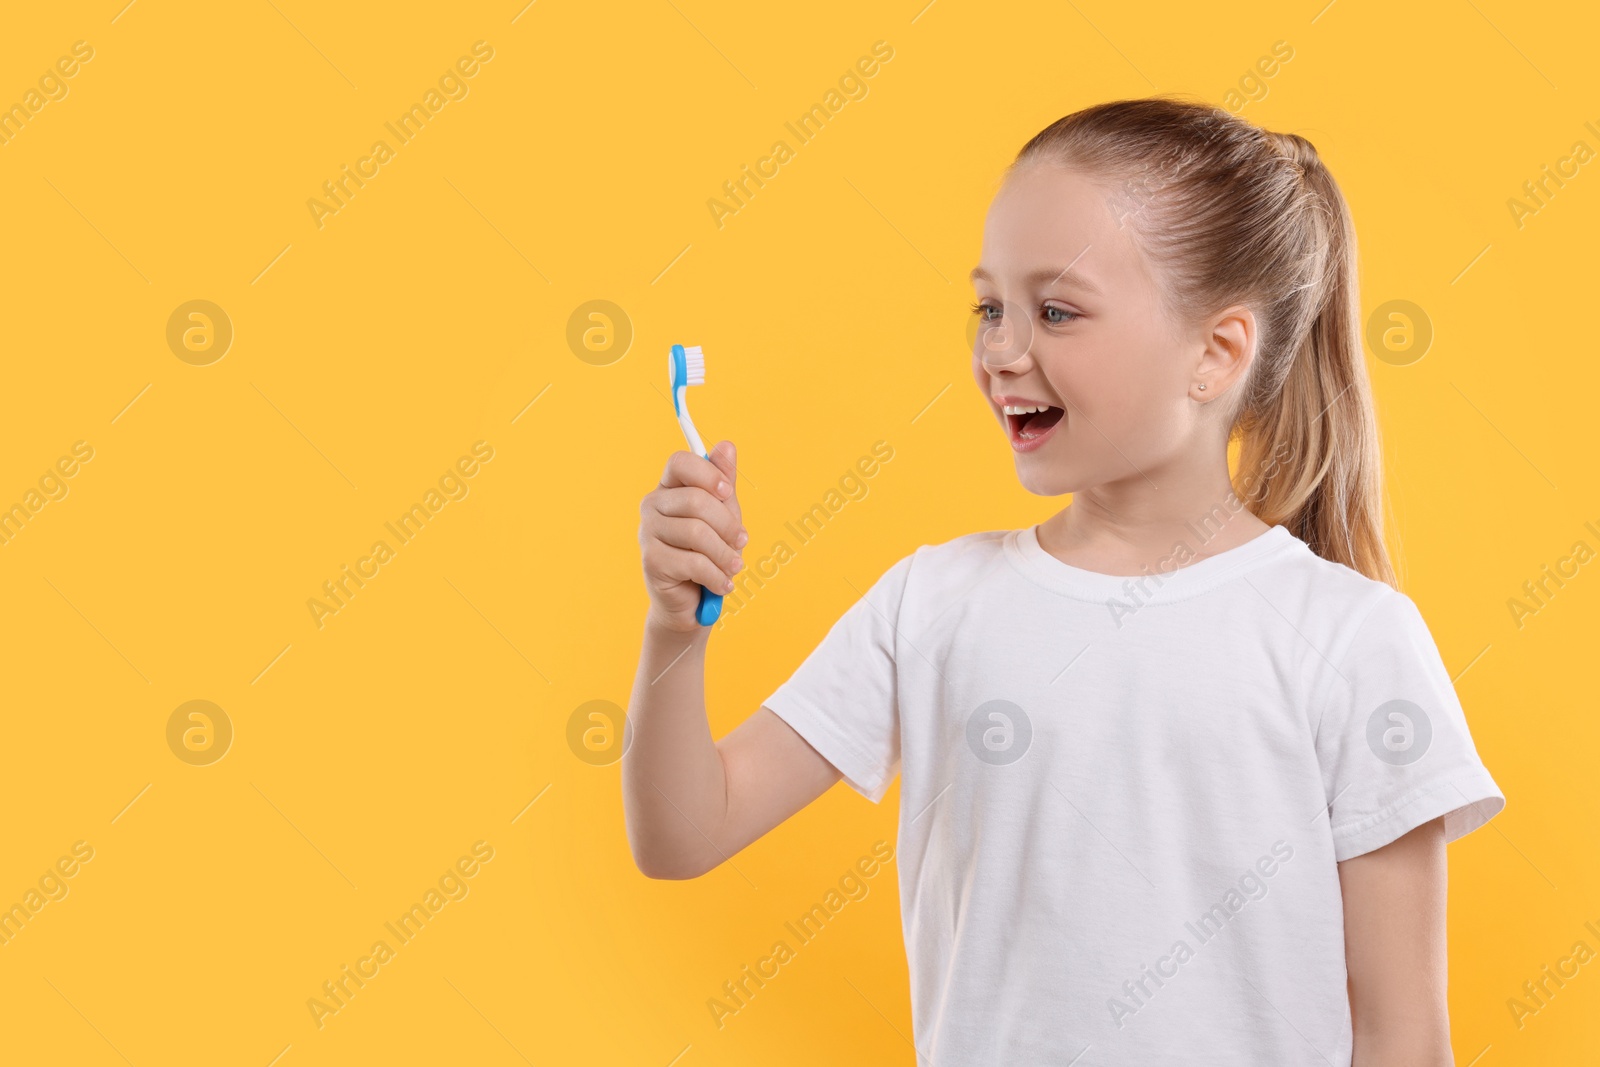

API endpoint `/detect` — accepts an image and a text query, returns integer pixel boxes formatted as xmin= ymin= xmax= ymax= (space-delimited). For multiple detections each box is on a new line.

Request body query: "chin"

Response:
xmin=1014 ymin=461 xmax=1077 ymax=497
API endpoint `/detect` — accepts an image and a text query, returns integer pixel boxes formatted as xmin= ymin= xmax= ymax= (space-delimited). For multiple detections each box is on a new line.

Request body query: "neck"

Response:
xmin=1038 ymin=445 xmax=1270 ymax=571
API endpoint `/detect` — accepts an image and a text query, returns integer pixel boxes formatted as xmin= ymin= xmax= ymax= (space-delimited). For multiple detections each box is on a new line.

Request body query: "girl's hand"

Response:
xmin=639 ymin=440 xmax=747 ymax=633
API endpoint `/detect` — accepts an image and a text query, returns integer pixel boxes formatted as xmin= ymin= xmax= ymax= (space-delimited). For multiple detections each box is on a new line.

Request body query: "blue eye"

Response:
xmin=969 ymin=301 xmax=1080 ymax=324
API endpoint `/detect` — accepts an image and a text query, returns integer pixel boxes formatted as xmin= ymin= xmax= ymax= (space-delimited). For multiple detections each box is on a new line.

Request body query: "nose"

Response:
xmin=976 ymin=311 xmax=1037 ymax=370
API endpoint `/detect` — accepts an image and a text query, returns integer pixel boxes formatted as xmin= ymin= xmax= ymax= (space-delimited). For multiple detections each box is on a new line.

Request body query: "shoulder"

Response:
xmin=1256 ymin=532 xmax=1429 ymax=665
xmin=868 ymin=528 xmax=1014 ymax=605
xmin=904 ymin=528 xmax=1013 ymax=578
xmin=909 ymin=527 xmax=1013 ymax=565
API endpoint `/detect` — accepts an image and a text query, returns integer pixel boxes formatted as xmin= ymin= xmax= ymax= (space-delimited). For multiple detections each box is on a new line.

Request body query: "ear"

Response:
xmin=1194 ymin=304 xmax=1257 ymax=400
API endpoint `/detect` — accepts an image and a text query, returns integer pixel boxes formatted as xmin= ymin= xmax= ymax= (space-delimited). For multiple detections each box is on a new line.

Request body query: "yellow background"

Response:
xmin=0 ymin=0 xmax=1594 ymax=1063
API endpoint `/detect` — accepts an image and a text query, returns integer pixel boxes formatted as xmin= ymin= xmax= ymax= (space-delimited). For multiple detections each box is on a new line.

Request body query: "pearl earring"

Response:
xmin=1197 ymin=384 xmax=1207 ymax=391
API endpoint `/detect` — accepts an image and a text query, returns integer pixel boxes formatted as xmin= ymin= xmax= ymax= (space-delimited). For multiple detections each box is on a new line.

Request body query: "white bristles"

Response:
xmin=683 ymin=344 xmax=705 ymax=385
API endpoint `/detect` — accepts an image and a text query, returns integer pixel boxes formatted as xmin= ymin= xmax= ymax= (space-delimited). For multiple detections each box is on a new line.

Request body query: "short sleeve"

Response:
xmin=1312 ymin=589 xmax=1505 ymax=861
xmin=760 ymin=551 xmax=915 ymax=804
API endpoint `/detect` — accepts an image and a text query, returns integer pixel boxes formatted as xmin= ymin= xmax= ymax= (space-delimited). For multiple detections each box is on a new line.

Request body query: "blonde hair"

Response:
xmin=1011 ymin=95 xmax=1396 ymax=587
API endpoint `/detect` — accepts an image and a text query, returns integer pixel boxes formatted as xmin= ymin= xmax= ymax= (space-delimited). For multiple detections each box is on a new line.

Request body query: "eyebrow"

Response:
xmin=968 ymin=265 xmax=1102 ymax=295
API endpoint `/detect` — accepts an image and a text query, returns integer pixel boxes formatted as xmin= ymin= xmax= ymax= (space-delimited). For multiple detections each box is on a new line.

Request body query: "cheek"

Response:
xmin=1042 ymin=349 xmax=1163 ymax=458
xmin=1087 ymin=374 xmax=1163 ymax=444
xmin=1060 ymin=333 xmax=1169 ymax=414
xmin=1034 ymin=347 xmax=1098 ymax=414
xmin=1075 ymin=355 xmax=1191 ymax=461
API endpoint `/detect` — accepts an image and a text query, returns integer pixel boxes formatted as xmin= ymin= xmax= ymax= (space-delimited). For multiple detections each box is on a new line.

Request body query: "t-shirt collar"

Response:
xmin=1005 ymin=522 xmax=1299 ymax=604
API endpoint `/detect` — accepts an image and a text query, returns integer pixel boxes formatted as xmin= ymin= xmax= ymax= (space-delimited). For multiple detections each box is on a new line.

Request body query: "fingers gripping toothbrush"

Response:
xmin=669 ymin=343 xmax=724 ymax=626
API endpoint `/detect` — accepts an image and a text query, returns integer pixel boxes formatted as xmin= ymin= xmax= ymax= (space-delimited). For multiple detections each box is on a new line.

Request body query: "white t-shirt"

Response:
xmin=761 ymin=523 xmax=1504 ymax=1066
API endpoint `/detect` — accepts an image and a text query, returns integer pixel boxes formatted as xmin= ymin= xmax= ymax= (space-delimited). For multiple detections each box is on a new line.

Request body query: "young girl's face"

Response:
xmin=969 ymin=162 xmax=1208 ymax=497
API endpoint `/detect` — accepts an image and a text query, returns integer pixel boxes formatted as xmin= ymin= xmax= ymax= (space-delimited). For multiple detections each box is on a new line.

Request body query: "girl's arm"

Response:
xmin=622 ymin=624 xmax=842 ymax=879
xmin=1339 ymin=816 xmax=1453 ymax=1066
xmin=623 ymin=443 xmax=843 ymax=880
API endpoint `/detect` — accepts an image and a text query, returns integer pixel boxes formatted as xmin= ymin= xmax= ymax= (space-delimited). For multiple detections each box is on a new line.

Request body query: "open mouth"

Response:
xmin=1004 ymin=404 xmax=1065 ymax=448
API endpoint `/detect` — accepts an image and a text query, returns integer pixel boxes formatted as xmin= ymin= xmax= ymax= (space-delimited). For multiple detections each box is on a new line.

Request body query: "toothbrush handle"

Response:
xmin=696 ymin=448 xmax=725 ymax=626
xmin=696 ymin=582 xmax=724 ymax=626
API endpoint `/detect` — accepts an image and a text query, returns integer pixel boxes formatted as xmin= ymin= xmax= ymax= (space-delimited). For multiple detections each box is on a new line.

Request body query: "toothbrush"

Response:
xmin=669 ymin=343 xmax=724 ymax=626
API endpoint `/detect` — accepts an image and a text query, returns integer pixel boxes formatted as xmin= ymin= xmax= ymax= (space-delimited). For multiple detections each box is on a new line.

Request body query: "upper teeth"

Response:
xmin=1004 ymin=404 xmax=1052 ymax=414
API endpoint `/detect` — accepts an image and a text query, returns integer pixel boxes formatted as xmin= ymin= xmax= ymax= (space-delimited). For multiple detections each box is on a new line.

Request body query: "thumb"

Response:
xmin=709 ymin=439 xmax=736 ymax=482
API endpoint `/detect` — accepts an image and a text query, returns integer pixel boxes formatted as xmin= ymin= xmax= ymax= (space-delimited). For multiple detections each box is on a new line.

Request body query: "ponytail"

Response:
xmin=1236 ymin=132 xmax=1395 ymax=587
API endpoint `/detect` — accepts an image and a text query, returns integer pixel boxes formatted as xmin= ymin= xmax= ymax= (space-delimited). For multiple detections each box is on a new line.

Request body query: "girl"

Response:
xmin=625 ymin=96 xmax=1504 ymax=1065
